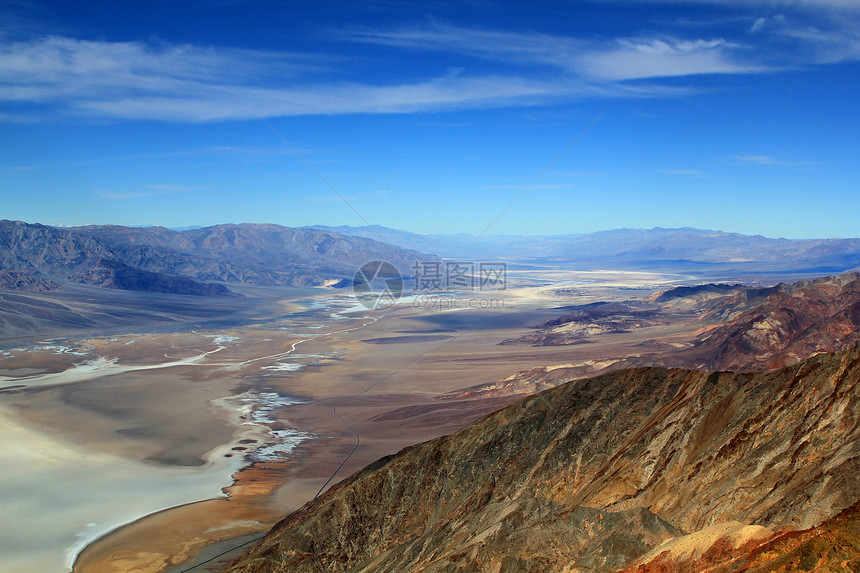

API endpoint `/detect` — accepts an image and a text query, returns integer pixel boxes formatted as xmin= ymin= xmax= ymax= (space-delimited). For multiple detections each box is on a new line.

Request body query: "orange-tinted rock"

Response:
xmin=227 ymin=345 xmax=860 ymax=572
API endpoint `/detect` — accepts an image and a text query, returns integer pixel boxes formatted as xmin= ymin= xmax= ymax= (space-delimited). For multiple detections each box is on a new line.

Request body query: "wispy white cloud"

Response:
xmin=0 ymin=36 xmax=329 ymax=116
xmin=346 ymin=26 xmax=585 ymax=71
xmin=73 ymin=75 xmax=581 ymax=121
xmin=1 ymin=0 xmax=858 ymax=124
xmin=578 ymin=37 xmax=762 ymax=80
xmin=632 ymin=0 xmax=860 ymax=64
xmin=773 ymin=18 xmax=860 ymax=64
xmin=350 ymin=25 xmax=762 ymax=80
xmin=0 ymin=36 xmax=322 ymax=89
xmin=750 ymin=17 xmax=767 ymax=33
xmin=732 ymin=154 xmax=818 ymax=166
xmin=0 ymin=35 xmax=599 ymax=121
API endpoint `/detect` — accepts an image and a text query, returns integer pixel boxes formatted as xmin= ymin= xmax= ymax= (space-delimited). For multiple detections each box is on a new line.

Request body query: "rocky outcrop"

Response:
xmin=736 ymin=500 xmax=860 ymax=572
xmin=78 ymin=259 xmax=238 ymax=296
xmin=687 ymin=273 xmax=860 ymax=371
xmin=500 ymin=301 xmax=665 ymax=346
xmin=626 ymin=499 xmax=860 ymax=572
xmin=508 ymin=274 xmax=860 ymax=375
xmin=226 ymin=345 xmax=860 ymax=573
xmin=0 ymin=268 xmax=61 ymax=291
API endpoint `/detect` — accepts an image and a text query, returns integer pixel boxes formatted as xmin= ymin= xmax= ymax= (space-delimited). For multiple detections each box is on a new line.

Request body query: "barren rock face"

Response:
xmin=690 ymin=273 xmax=860 ymax=371
xmin=0 ymin=268 xmax=60 ymax=291
xmin=0 ymin=220 xmax=433 ymax=293
xmin=227 ymin=345 xmax=860 ymax=573
xmin=500 ymin=274 xmax=860 ymax=374
xmin=624 ymin=499 xmax=860 ymax=573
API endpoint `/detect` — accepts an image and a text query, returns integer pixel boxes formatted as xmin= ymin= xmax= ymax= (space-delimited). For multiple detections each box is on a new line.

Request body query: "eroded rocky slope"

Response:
xmin=226 ymin=345 xmax=860 ymax=573
xmin=687 ymin=273 xmax=860 ymax=371
xmin=507 ymin=273 xmax=860 ymax=375
xmin=625 ymin=499 xmax=860 ymax=572
xmin=0 ymin=220 xmax=432 ymax=294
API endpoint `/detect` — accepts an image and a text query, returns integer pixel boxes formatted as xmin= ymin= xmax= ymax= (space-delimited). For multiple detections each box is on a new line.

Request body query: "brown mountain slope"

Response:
xmin=685 ymin=272 xmax=860 ymax=371
xmin=226 ymin=345 xmax=860 ymax=573
xmin=626 ymin=499 xmax=860 ymax=572
xmin=504 ymin=273 xmax=860 ymax=376
xmin=739 ymin=500 xmax=860 ymax=573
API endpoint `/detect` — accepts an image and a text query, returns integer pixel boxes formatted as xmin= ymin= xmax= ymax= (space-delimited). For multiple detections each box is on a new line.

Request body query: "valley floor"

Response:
xmin=0 ymin=269 xmax=727 ymax=573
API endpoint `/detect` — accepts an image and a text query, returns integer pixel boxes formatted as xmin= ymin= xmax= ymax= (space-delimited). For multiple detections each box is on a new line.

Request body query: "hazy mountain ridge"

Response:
xmin=227 ymin=345 xmax=860 ymax=572
xmin=0 ymin=220 xmax=433 ymax=294
xmin=6 ymin=222 xmax=858 ymax=296
xmin=312 ymin=225 xmax=860 ymax=274
xmin=304 ymin=224 xmax=578 ymax=259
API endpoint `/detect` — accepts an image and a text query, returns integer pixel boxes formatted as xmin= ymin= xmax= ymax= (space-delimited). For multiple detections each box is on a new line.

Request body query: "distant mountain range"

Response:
xmin=304 ymin=224 xmax=575 ymax=260
xmin=0 ymin=221 xmax=432 ymax=295
xmin=309 ymin=224 xmax=860 ymax=276
xmin=4 ymin=221 xmax=860 ymax=297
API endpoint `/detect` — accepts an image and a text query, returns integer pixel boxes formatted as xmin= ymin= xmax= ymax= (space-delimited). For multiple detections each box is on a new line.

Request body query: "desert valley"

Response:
xmin=4 ymin=1 xmax=860 ymax=571
xmin=3 ymin=221 xmax=860 ymax=572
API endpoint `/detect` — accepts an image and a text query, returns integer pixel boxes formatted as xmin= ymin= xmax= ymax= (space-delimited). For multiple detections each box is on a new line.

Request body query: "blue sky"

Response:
xmin=1 ymin=0 xmax=858 ymax=239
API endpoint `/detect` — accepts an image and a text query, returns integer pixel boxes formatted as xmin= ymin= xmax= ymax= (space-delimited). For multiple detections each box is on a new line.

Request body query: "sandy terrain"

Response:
xmin=0 ymin=403 xmax=241 ymax=573
xmin=0 ymin=270 xmax=710 ymax=573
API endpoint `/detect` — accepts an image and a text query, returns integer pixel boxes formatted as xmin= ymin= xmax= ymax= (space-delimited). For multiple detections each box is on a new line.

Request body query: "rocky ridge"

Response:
xmin=226 ymin=344 xmax=860 ymax=572
xmin=0 ymin=220 xmax=432 ymax=295
xmin=504 ymin=273 xmax=860 ymax=375
xmin=688 ymin=272 xmax=860 ymax=371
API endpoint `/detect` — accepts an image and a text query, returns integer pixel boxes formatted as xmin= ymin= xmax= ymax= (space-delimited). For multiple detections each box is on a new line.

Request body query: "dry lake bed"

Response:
xmin=0 ymin=269 xmax=704 ymax=573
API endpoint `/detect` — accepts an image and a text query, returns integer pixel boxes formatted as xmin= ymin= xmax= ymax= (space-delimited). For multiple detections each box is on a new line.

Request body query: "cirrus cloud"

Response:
xmin=732 ymin=154 xmax=818 ymax=166
xmin=1 ymin=0 xmax=857 ymax=124
xmin=0 ymin=33 xmax=700 ymax=122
